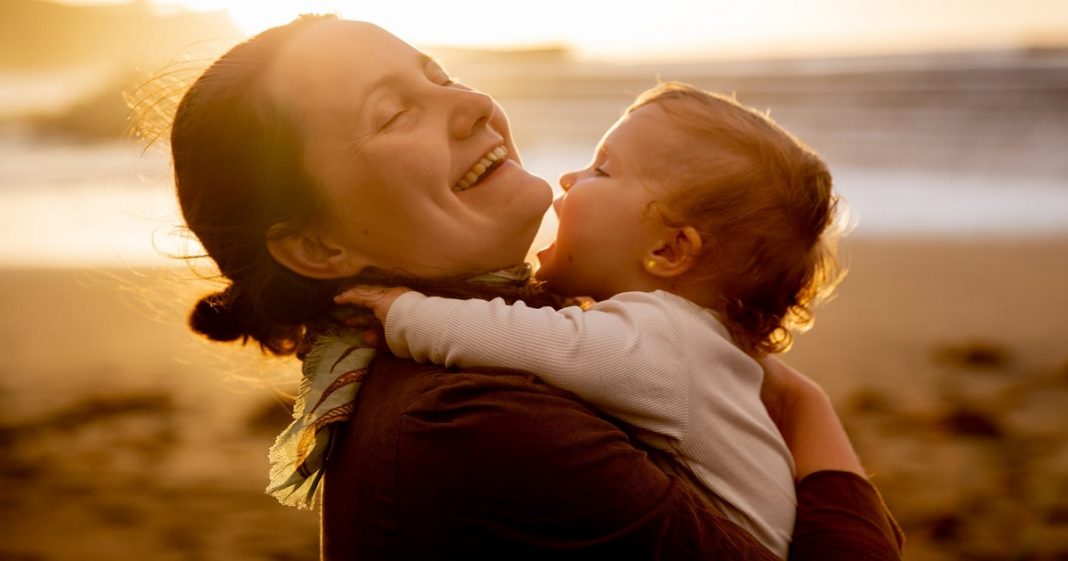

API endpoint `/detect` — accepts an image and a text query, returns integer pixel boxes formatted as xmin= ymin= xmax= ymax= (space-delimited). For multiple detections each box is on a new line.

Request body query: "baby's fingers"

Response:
xmin=334 ymin=285 xmax=411 ymax=322
xmin=334 ymin=285 xmax=385 ymax=307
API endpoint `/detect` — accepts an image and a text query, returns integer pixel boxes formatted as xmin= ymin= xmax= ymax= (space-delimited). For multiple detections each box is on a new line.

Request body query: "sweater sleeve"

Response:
xmin=384 ymin=291 xmax=692 ymax=439
xmin=790 ymin=471 xmax=905 ymax=560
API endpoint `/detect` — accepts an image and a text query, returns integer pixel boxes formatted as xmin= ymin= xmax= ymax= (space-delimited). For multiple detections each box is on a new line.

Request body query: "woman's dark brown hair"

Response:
xmin=172 ymin=14 xmax=341 ymax=355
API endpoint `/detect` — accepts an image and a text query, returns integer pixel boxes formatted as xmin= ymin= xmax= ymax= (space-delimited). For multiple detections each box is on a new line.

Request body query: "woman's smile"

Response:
xmin=454 ymin=145 xmax=507 ymax=191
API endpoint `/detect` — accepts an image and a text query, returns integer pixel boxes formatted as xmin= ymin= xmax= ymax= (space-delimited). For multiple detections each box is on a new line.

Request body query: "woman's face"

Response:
xmin=263 ymin=20 xmax=552 ymax=278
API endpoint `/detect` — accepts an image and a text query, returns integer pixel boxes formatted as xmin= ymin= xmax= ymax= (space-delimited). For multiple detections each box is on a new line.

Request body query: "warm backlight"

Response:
xmin=150 ymin=0 xmax=1068 ymax=60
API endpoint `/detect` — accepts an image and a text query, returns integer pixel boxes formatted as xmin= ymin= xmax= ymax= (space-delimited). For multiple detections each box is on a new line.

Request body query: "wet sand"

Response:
xmin=1 ymin=237 xmax=1067 ymax=560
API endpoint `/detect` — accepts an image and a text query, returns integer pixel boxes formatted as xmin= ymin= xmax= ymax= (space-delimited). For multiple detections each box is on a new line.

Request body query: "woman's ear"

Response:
xmin=265 ymin=223 xmax=369 ymax=279
xmin=643 ymin=226 xmax=703 ymax=278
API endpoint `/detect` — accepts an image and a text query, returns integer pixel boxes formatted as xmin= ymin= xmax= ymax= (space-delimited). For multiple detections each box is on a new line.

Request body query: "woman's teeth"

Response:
xmin=455 ymin=145 xmax=507 ymax=191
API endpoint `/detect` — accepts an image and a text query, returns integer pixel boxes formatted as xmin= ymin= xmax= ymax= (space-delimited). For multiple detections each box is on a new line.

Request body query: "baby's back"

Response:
xmin=640 ymin=290 xmax=797 ymax=557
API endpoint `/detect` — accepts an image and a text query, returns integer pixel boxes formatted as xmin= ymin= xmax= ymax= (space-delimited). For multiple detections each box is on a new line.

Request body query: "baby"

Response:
xmin=337 ymin=81 xmax=841 ymax=558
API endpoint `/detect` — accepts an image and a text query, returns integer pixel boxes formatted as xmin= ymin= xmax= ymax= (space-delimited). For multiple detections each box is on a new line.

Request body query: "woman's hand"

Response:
xmin=334 ymin=285 xmax=411 ymax=323
xmin=759 ymin=356 xmax=865 ymax=480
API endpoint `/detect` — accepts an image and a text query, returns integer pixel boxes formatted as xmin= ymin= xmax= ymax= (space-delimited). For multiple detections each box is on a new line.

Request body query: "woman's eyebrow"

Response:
xmin=359 ymin=54 xmax=434 ymax=99
xmin=360 ymin=72 xmax=402 ymax=99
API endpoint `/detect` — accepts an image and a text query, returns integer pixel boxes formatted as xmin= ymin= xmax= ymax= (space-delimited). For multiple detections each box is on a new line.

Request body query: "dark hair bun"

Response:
xmin=189 ymin=287 xmax=246 ymax=342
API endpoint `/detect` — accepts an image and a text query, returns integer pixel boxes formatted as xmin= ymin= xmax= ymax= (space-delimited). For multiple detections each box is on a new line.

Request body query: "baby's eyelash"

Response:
xmin=594 ymin=167 xmax=609 ymax=177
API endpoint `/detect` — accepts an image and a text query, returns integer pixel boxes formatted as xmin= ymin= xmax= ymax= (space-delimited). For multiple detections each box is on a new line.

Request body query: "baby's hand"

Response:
xmin=334 ymin=285 xmax=411 ymax=323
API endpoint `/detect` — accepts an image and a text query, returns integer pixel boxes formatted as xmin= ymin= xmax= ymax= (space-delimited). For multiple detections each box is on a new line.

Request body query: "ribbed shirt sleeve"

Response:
xmin=384 ymin=291 xmax=692 ymax=440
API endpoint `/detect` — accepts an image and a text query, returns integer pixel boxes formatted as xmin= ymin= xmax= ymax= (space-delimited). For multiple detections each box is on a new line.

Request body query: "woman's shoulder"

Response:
xmin=328 ymin=353 xmax=717 ymax=556
xmin=365 ymin=350 xmax=602 ymax=429
xmin=362 ymin=353 xmax=682 ymax=516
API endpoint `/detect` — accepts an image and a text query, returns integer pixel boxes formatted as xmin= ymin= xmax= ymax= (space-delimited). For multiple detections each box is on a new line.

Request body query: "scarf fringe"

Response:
xmin=266 ymin=330 xmax=372 ymax=509
xmin=265 ymin=264 xmax=536 ymax=509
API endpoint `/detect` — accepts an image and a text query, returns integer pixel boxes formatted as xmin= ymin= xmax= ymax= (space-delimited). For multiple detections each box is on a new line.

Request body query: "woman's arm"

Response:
xmin=760 ymin=357 xmax=905 ymax=559
xmin=759 ymin=356 xmax=864 ymax=479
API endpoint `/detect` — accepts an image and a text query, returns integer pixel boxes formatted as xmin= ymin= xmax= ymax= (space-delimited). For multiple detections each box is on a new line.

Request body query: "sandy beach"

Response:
xmin=1 ymin=237 xmax=1066 ymax=560
xmin=2 ymin=2 xmax=1066 ymax=558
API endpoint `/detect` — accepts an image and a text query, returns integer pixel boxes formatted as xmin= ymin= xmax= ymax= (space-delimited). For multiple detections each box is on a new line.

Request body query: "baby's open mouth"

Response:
xmin=454 ymin=145 xmax=507 ymax=191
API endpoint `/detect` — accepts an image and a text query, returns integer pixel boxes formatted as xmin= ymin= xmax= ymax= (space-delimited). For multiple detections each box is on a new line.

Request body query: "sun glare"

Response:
xmin=151 ymin=0 xmax=1068 ymax=60
xmin=227 ymin=1 xmax=341 ymax=36
xmin=158 ymin=0 xmax=790 ymax=60
xmin=166 ymin=0 xmax=577 ymax=50
xmin=150 ymin=0 xmax=334 ymax=35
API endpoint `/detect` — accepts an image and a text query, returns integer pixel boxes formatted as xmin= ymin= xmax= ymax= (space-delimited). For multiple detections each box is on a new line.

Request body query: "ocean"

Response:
xmin=2 ymin=47 xmax=1067 ymax=267
xmin=1 ymin=133 xmax=1066 ymax=268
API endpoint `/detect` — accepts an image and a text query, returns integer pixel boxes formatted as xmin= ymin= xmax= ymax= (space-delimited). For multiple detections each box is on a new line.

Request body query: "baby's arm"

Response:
xmin=336 ymin=287 xmax=691 ymax=439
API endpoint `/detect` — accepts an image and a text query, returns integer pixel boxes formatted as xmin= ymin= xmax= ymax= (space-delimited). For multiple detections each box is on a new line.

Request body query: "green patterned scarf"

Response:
xmin=266 ymin=264 xmax=535 ymax=509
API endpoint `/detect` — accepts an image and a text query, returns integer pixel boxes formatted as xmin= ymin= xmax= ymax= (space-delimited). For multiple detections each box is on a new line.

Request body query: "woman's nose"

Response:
xmin=447 ymin=87 xmax=494 ymax=140
xmin=558 ymin=172 xmax=576 ymax=192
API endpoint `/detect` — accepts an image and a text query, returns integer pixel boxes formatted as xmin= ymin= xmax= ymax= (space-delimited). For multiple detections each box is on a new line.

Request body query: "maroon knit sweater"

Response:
xmin=322 ymin=354 xmax=903 ymax=560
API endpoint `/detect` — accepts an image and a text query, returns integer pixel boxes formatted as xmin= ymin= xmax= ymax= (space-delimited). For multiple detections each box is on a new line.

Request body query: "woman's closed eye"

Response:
xmin=374 ymin=61 xmax=462 ymax=132
xmin=593 ymin=167 xmax=609 ymax=177
xmin=378 ymin=109 xmax=408 ymax=131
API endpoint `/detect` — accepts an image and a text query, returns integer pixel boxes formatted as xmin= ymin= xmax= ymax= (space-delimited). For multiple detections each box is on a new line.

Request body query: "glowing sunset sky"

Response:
xmin=57 ymin=0 xmax=1068 ymax=60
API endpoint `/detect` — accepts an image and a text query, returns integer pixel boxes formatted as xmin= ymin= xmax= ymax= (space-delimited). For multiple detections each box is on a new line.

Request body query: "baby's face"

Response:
xmin=536 ymin=103 xmax=689 ymax=299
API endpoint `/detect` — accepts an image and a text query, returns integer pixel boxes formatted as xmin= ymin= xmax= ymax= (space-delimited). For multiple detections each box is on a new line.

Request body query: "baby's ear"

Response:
xmin=643 ymin=226 xmax=703 ymax=278
xmin=265 ymin=222 xmax=370 ymax=280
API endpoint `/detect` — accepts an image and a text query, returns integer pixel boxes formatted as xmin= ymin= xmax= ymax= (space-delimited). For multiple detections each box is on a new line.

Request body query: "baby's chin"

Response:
xmin=532 ymin=254 xmax=561 ymax=284
xmin=534 ymin=269 xmax=578 ymax=299
xmin=534 ymin=247 xmax=595 ymax=297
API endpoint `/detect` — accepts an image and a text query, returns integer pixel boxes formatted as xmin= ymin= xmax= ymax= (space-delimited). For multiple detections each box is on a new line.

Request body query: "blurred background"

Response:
xmin=1 ymin=1 xmax=1067 ymax=559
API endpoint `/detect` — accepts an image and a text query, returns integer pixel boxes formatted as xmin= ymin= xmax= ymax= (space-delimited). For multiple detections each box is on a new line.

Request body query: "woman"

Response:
xmin=171 ymin=15 xmax=902 ymax=560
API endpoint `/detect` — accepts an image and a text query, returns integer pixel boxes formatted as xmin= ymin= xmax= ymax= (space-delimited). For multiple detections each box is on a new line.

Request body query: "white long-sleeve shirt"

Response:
xmin=384 ymin=289 xmax=796 ymax=558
